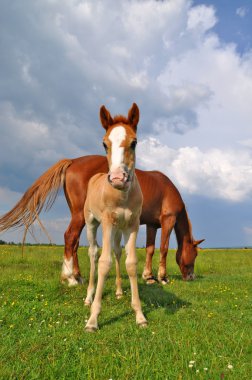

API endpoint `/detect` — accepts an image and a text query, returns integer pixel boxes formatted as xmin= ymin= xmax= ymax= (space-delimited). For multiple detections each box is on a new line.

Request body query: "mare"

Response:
xmin=83 ymin=103 xmax=147 ymax=331
xmin=0 ymin=139 xmax=204 ymax=286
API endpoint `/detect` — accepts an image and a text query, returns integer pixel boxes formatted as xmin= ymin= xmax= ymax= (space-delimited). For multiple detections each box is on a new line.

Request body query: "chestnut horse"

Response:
xmin=0 ymin=146 xmax=203 ymax=285
xmin=83 ymin=103 xmax=147 ymax=331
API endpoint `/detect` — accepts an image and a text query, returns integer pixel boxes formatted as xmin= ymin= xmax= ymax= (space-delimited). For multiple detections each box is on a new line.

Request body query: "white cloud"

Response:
xmin=156 ymin=32 xmax=252 ymax=150
xmin=137 ymin=138 xmax=252 ymax=202
xmin=0 ymin=0 xmax=252 ymax=249
xmin=187 ymin=4 xmax=217 ymax=32
xmin=236 ymin=7 xmax=248 ymax=18
xmin=0 ymin=0 xmax=252 ymax=235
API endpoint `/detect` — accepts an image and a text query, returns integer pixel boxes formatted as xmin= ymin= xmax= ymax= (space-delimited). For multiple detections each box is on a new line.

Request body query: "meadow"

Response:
xmin=0 ymin=244 xmax=251 ymax=380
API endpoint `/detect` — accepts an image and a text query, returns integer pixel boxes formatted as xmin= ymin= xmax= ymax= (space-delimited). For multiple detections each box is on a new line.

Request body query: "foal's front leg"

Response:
xmin=85 ymin=222 xmax=113 ymax=332
xmin=124 ymin=225 xmax=147 ymax=327
xmin=114 ymin=230 xmax=123 ymax=299
xmin=84 ymin=221 xmax=99 ymax=306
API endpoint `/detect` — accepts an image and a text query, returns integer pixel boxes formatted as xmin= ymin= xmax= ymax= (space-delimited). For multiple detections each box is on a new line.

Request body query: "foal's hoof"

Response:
xmin=85 ymin=326 xmax=98 ymax=333
xmin=138 ymin=321 xmax=148 ymax=328
xmin=84 ymin=298 xmax=92 ymax=307
xmin=116 ymin=293 xmax=123 ymax=299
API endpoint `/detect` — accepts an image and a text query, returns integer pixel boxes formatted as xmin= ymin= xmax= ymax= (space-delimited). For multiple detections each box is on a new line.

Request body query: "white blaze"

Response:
xmin=108 ymin=126 xmax=126 ymax=170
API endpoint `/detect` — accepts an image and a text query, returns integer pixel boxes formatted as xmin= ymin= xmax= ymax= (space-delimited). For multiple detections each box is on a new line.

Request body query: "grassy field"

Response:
xmin=0 ymin=245 xmax=251 ymax=380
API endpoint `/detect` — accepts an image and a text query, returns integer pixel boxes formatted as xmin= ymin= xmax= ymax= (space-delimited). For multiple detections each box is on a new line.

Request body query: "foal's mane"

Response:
xmin=113 ymin=115 xmax=129 ymax=125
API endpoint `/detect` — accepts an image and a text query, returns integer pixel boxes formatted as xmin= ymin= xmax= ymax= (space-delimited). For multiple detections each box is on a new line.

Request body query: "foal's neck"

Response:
xmin=103 ymin=174 xmax=136 ymax=206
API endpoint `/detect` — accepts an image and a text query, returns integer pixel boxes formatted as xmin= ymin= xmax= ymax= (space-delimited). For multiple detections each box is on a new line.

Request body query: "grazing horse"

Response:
xmin=0 ymin=147 xmax=204 ymax=286
xmin=83 ymin=103 xmax=147 ymax=331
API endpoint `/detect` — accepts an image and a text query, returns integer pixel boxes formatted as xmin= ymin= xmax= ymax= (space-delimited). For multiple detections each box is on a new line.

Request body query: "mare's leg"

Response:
xmin=158 ymin=215 xmax=176 ymax=284
xmin=114 ymin=230 xmax=123 ymax=299
xmin=124 ymin=226 xmax=147 ymax=327
xmin=84 ymin=220 xmax=99 ymax=306
xmin=61 ymin=212 xmax=85 ymax=286
xmin=142 ymin=225 xmax=157 ymax=284
xmin=85 ymin=222 xmax=113 ymax=332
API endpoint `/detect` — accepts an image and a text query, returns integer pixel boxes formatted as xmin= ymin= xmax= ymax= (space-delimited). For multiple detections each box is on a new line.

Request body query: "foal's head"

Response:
xmin=100 ymin=103 xmax=139 ymax=190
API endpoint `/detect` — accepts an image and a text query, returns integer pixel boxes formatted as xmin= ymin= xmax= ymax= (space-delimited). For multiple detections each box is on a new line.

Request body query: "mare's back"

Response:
xmin=136 ymin=169 xmax=184 ymax=225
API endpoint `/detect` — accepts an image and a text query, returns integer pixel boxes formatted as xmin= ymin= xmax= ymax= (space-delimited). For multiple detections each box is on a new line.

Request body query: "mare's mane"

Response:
xmin=175 ymin=207 xmax=194 ymax=245
xmin=186 ymin=209 xmax=194 ymax=241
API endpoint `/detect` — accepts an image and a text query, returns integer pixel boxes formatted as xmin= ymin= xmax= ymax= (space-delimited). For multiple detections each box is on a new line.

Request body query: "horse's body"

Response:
xmin=0 ymin=157 xmax=203 ymax=285
xmin=63 ymin=156 xmax=203 ymax=284
xmin=82 ymin=103 xmax=146 ymax=331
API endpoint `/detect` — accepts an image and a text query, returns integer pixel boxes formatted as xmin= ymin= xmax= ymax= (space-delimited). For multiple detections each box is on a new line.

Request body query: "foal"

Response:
xmin=84 ymin=103 xmax=147 ymax=332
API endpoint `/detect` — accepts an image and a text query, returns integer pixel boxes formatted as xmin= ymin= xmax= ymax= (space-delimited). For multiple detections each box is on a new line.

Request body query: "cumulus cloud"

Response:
xmin=1 ymin=0 xmax=252 ymax=246
xmin=137 ymin=137 xmax=252 ymax=202
xmin=1 ymin=0 xmax=252 ymax=172
xmin=187 ymin=4 xmax=217 ymax=32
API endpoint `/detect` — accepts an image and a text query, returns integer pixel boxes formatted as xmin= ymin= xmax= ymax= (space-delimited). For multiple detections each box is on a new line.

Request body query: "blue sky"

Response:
xmin=194 ymin=0 xmax=252 ymax=53
xmin=0 ymin=0 xmax=252 ymax=248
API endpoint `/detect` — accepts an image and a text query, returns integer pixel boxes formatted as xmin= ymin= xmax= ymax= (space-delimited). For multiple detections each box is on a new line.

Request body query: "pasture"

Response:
xmin=0 ymin=245 xmax=251 ymax=380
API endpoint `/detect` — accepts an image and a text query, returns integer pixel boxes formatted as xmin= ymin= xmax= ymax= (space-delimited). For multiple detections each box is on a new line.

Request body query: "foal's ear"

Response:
xmin=100 ymin=105 xmax=113 ymax=130
xmin=193 ymin=239 xmax=205 ymax=247
xmin=128 ymin=103 xmax=140 ymax=131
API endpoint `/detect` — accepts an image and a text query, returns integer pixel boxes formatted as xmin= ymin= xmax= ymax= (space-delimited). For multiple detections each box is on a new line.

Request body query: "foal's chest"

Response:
xmin=110 ymin=207 xmax=134 ymax=228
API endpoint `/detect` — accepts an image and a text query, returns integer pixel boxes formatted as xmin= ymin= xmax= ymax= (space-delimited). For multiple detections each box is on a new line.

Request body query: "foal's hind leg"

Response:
xmin=124 ymin=227 xmax=147 ymax=327
xmin=114 ymin=230 xmax=123 ymax=299
xmin=85 ymin=222 xmax=113 ymax=332
xmin=84 ymin=220 xmax=99 ymax=306
xmin=61 ymin=212 xmax=85 ymax=286
xmin=158 ymin=215 xmax=176 ymax=284
xmin=142 ymin=226 xmax=157 ymax=284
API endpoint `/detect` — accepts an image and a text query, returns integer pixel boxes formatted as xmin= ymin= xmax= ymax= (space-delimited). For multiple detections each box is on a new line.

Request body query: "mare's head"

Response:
xmin=100 ymin=103 xmax=139 ymax=191
xmin=176 ymin=238 xmax=205 ymax=281
xmin=175 ymin=215 xmax=204 ymax=280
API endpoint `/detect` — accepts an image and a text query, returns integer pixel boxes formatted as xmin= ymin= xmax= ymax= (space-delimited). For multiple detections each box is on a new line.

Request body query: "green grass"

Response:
xmin=0 ymin=245 xmax=251 ymax=380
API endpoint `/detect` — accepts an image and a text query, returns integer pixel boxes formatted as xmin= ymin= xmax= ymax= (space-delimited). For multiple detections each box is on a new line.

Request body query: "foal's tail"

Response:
xmin=0 ymin=159 xmax=73 ymax=234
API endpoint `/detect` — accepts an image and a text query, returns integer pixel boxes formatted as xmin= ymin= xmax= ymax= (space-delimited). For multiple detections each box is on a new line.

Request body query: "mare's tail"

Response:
xmin=0 ymin=159 xmax=73 ymax=234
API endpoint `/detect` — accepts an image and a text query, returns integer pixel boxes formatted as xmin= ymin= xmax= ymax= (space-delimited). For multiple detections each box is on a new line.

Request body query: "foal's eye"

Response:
xmin=131 ymin=140 xmax=137 ymax=150
xmin=103 ymin=142 xmax=108 ymax=152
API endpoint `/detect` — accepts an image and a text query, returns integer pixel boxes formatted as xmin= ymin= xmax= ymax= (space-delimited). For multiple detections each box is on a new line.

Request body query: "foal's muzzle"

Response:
xmin=108 ymin=167 xmax=131 ymax=190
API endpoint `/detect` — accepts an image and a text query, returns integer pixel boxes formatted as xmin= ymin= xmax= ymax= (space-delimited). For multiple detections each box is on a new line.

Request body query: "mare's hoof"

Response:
xmin=68 ymin=278 xmax=79 ymax=287
xmin=158 ymin=277 xmax=169 ymax=285
xmin=75 ymin=275 xmax=84 ymax=285
xmin=144 ymin=276 xmax=157 ymax=285
xmin=61 ymin=276 xmax=79 ymax=287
